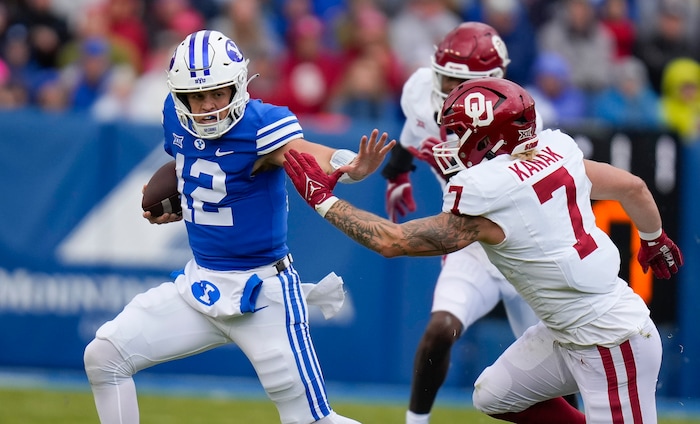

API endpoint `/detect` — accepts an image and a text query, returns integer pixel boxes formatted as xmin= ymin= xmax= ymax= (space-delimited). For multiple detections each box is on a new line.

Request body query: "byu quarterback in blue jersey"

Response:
xmin=84 ymin=30 xmax=395 ymax=424
xmin=162 ymin=95 xmax=298 ymax=270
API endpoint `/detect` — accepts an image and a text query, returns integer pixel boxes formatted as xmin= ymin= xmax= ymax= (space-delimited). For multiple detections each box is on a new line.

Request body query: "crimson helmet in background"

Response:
xmin=434 ymin=77 xmax=538 ymax=173
xmin=430 ymin=22 xmax=511 ymax=113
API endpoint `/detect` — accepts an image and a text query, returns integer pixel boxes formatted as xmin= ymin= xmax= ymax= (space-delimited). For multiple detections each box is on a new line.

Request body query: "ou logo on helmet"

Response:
xmin=464 ymin=92 xmax=494 ymax=127
xmin=491 ymin=35 xmax=509 ymax=66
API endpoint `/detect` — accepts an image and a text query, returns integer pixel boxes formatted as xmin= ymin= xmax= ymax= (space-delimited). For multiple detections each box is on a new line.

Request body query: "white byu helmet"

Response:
xmin=167 ymin=30 xmax=252 ymax=139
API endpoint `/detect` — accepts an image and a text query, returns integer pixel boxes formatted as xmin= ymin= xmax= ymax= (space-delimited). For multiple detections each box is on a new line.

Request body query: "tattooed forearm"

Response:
xmin=402 ymin=213 xmax=480 ymax=255
xmin=325 ymin=200 xmax=480 ymax=257
xmin=325 ymin=200 xmax=397 ymax=254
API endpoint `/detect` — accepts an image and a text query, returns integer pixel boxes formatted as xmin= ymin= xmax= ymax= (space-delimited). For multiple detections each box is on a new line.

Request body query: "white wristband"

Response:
xmin=330 ymin=149 xmax=363 ymax=184
xmin=330 ymin=149 xmax=357 ymax=169
xmin=315 ymin=196 xmax=339 ymax=218
xmin=638 ymin=228 xmax=662 ymax=240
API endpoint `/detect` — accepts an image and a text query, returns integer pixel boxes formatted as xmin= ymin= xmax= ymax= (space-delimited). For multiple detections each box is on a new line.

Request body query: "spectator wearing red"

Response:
xmin=103 ymin=0 xmax=150 ymax=73
xmin=333 ymin=3 xmax=405 ymax=101
xmin=150 ymin=0 xmax=204 ymax=41
xmin=598 ymin=0 xmax=636 ymax=59
xmin=273 ymin=14 xmax=343 ymax=116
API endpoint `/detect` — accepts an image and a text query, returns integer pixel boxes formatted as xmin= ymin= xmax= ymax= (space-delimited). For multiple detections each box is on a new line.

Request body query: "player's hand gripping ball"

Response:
xmin=141 ymin=160 xmax=182 ymax=218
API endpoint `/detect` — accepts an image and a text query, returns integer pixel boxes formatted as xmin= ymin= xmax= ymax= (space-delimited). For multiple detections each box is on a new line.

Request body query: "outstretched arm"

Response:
xmin=262 ymin=129 xmax=395 ymax=181
xmin=283 ymin=149 xmax=482 ymax=258
xmin=325 ymin=200 xmax=480 ymax=257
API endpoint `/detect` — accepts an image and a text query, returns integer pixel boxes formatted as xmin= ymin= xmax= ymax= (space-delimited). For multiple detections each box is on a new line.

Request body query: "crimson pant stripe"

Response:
xmin=620 ymin=340 xmax=643 ymax=423
xmin=280 ymin=267 xmax=330 ymax=419
xmin=598 ymin=345 xmax=624 ymax=423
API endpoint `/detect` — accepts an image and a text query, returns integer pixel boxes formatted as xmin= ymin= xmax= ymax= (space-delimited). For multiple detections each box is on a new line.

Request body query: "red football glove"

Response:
xmin=283 ymin=150 xmax=342 ymax=217
xmin=407 ymin=137 xmax=445 ymax=178
xmin=407 ymin=136 xmax=441 ymax=168
xmin=386 ymin=172 xmax=416 ymax=222
xmin=637 ymin=230 xmax=683 ymax=279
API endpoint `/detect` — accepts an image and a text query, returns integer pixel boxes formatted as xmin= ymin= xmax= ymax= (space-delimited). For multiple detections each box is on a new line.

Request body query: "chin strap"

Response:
xmin=487 ymin=140 xmax=505 ymax=160
xmin=193 ymin=116 xmax=233 ymax=138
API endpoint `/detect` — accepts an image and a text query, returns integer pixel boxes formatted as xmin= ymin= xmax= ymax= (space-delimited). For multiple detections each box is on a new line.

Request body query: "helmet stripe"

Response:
xmin=188 ymin=32 xmax=197 ymax=77
xmin=187 ymin=30 xmax=213 ymax=77
xmin=202 ymin=30 xmax=211 ymax=76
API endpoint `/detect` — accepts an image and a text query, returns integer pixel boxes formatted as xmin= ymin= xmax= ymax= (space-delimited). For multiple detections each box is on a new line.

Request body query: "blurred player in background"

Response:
xmin=283 ymin=77 xmax=683 ymax=424
xmin=380 ymin=22 xmax=546 ymax=424
xmin=83 ymin=29 xmax=392 ymax=424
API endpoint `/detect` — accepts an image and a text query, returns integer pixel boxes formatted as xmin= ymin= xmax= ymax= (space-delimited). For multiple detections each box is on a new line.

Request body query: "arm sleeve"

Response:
xmin=381 ymin=143 xmax=416 ymax=180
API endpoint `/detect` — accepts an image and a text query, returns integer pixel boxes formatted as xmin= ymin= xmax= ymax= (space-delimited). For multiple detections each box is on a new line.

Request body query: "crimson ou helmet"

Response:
xmin=434 ymin=77 xmax=538 ymax=173
xmin=430 ymin=22 xmax=511 ymax=113
xmin=167 ymin=30 xmax=253 ymax=139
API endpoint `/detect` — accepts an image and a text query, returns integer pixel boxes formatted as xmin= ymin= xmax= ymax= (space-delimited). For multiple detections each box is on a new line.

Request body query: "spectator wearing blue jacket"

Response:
xmin=591 ymin=56 xmax=662 ymax=128
xmin=525 ymin=51 xmax=588 ymax=128
xmin=67 ymin=37 xmax=115 ymax=111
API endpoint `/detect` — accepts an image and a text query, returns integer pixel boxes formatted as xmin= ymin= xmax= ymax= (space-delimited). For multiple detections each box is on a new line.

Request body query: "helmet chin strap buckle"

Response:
xmin=486 ymin=140 xmax=506 ymax=160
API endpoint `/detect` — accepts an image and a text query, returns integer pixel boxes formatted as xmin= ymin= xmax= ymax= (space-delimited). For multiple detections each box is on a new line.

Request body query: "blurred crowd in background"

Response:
xmin=1 ymin=0 xmax=700 ymax=144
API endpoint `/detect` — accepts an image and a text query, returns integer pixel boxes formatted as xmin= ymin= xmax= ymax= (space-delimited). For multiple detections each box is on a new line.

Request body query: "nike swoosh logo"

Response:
xmin=253 ymin=305 xmax=269 ymax=313
xmin=215 ymin=148 xmax=234 ymax=156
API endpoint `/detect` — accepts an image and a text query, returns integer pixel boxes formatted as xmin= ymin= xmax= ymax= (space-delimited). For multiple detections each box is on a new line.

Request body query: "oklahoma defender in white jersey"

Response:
xmin=382 ymin=22 xmax=544 ymax=424
xmin=283 ymin=77 xmax=682 ymax=423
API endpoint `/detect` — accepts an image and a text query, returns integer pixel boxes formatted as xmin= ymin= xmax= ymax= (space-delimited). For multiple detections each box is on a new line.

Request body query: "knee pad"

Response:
xmin=253 ymin=349 xmax=301 ymax=402
xmin=84 ymin=338 xmax=134 ymax=386
xmin=471 ymin=366 xmax=513 ymax=415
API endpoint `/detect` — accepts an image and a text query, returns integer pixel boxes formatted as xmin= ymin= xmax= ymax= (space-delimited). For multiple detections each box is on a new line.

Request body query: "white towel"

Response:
xmin=302 ymin=272 xmax=346 ymax=319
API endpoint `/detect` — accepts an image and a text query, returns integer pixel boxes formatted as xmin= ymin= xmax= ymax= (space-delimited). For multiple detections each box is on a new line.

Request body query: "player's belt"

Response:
xmin=272 ymin=254 xmax=293 ymax=274
xmin=244 ymin=254 xmax=293 ymax=279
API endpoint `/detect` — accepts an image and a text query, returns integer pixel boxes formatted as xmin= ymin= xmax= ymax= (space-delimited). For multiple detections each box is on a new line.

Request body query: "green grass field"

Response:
xmin=2 ymin=387 xmax=700 ymax=424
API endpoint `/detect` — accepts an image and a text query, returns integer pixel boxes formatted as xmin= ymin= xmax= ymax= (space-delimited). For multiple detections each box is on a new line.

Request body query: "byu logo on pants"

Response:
xmin=191 ymin=280 xmax=220 ymax=306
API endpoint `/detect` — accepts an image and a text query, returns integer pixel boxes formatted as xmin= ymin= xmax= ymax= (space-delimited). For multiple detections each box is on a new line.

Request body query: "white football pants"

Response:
xmin=84 ymin=264 xmax=359 ymax=424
